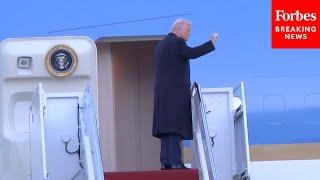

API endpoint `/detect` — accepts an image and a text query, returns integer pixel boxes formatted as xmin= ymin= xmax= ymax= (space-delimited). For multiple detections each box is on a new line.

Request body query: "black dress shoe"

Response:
xmin=161 ymin=163 xmax=166 ymax=170
xmin=164 ymin=163 xmax=189 ymax=170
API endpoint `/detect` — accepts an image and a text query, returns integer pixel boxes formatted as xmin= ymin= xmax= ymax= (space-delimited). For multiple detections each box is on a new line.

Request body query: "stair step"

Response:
xmin=104 ymin=169 xmax=199 ymax=180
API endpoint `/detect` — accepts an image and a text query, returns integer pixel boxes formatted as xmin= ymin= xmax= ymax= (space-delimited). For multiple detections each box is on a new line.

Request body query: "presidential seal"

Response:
xmin=46 ymin=45 xmax=78 ymax=77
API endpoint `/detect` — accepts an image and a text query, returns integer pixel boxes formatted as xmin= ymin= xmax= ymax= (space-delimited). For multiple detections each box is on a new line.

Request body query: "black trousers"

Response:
xmin=160 ymin=133 xmax=183 ymax=165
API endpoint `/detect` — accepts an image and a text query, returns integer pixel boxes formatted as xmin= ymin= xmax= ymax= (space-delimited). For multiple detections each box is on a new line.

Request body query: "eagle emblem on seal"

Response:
xmin=46 ymin=45 xmax=78 ymax=77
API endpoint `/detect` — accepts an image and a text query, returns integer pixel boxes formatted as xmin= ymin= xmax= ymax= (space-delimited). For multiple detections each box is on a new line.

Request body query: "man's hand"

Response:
xmin=211 ymin=33 xmax=218 ymax=45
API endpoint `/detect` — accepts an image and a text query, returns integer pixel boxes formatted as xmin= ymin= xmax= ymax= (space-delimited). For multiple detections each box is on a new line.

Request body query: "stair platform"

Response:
xmin=104 ymin=169 xmax=199 ymax=180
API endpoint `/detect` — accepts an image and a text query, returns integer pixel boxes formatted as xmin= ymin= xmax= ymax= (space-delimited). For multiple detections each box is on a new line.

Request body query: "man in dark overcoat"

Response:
xmin=153 ymin=18 xmax=218 ymax=170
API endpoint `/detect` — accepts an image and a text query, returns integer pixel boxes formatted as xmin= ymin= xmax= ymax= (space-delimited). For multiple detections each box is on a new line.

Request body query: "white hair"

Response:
xmin=171 ymin=18 xmax=192 ymax=33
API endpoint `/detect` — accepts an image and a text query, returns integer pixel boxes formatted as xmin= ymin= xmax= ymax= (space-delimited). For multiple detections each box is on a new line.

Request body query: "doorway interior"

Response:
xmin=96 ymin=35 xmax=164 ymax=171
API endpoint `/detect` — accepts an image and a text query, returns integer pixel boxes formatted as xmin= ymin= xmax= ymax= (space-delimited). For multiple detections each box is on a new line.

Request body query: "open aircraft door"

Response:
xmin=191 ymin=82 xmax=250 ymax=180
xmin=0 ymin=36 xmax=99 ymax=180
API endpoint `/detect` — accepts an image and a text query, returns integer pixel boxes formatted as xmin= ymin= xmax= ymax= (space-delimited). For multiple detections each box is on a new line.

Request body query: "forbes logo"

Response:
xmin=275 ymin=10 xmax=317 ymax=22
xmin=272 ymin=0 xmax=320 ymax=48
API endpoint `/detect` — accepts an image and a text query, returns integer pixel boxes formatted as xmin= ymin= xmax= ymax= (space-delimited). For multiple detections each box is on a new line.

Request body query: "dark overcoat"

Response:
xmin=152 ymin=33 xmax=215 ymax=140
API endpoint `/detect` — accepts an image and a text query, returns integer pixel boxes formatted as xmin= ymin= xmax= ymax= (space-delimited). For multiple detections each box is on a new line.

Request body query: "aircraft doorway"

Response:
xmin=96 ymin=36 xmax=164 ymax=172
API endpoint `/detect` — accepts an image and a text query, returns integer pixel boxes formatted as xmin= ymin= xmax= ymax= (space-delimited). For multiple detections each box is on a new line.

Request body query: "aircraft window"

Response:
xmin=304 ymin=93 xmax=320 ymax=124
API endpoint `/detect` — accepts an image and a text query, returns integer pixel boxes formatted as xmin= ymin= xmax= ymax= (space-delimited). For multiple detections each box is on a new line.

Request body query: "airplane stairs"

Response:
xmin=104 ymin=169 xmax=199 ymax=180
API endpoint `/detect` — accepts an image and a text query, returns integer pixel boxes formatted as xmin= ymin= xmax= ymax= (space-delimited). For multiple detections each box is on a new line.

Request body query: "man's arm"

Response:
xmin=178 ymin=39 xmax=215 ymax=59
